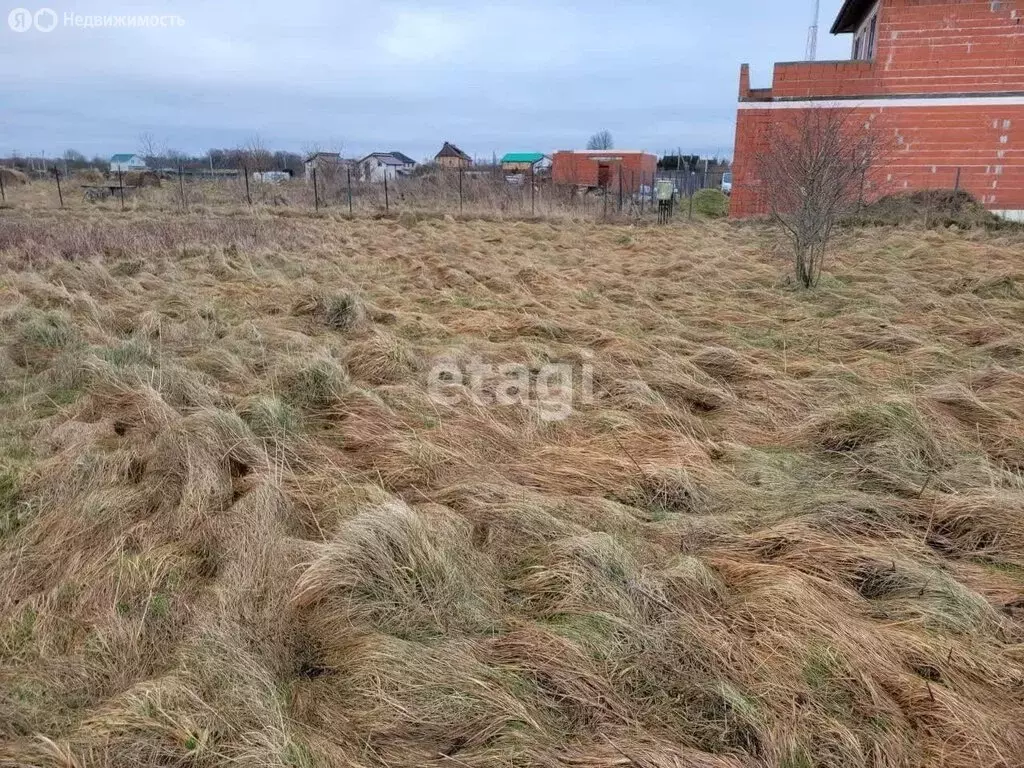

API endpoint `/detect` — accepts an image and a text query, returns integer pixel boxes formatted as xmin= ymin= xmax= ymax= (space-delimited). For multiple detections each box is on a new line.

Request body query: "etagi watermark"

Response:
xmin=8 ymin=8 xmax=185 ymax=32
xmin=427 ymin=355 xmax=595 ymax=422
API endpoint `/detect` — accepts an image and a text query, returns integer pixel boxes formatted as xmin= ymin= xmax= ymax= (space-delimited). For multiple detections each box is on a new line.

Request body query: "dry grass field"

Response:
xmin=1 ymin=200 xmax=1024 ymax=767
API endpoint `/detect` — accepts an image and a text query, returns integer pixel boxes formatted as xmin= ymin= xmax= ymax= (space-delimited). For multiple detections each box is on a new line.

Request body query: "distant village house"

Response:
xmin=358 ymin=151 xmax=417 ymax=182
xmin=500 ymin=153 xmax=551 ymax=174
xmin=303 ymin=152 xmax=342 ymax=182
xmin=109 ymin=154 xmax=147 ymax=173
xmin=435 ymin=142 xmax=472 ymax=169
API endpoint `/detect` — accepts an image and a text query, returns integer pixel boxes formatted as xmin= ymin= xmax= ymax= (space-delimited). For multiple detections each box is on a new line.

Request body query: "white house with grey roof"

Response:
xmin=358 ymin=151 xmax=416 ymax=182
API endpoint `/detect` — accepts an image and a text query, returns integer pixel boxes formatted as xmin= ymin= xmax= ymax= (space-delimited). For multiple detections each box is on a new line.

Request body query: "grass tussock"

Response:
xmin=0 ymin=167 xmax=29 ymax=185
xmin=292 ymin=501 xmax=499 ymax=637
xmin=1 ymin=204 xmax=1024 ymax=767
xmin=811 ymin=400 xmax=950 ymax=494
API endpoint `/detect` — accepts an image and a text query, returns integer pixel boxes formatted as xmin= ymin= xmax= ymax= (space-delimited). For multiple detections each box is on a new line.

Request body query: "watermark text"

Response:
xmin=8 ymin=7 xmax=185 ymax=32
xmin=428 ymin=355 xmax=594 ymax=422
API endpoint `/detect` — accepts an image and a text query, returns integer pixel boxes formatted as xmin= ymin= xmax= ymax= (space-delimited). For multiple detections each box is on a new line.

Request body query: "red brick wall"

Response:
xmin=551 ymin=152 xmax=657 ymax=191
xmin=733 ymin=104 xmax=1024 ymax=216
xmin=769 ymin=0 xmax=1023 ymax=98
xmin=732 ymin=104 xmax=773 ymax=217
xmin=732 ymin=0 xmax=1024 ymax=217
xmin=877 ymin=0 xmax=1023 ymax=94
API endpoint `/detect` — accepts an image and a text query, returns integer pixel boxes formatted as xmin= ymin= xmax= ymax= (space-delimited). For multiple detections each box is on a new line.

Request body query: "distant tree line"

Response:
xmin=2 ymin=134 xmax=310 ymax=176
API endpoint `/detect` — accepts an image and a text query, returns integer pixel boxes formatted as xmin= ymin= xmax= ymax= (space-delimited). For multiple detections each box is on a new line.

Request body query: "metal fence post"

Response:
xmin=0 ymin=169 xmax=6 ymax=203
xmin=953 ymin=167 xmax=961 ymax=192
xmin=178 ymin=164 xmax=186 ymax=212
xmin=117 ymin=168 xmax=125 ymax=210
xmin=53 ymin=167 xmax=63 ymax=209
xmin=531 ymin=167 xmax=535 ymax=216
xmin=459 ymin=166 xmax=464 ymax=214
xmin=347 ymin=167 xmax=353 ymax=216
xmin=313 ymin=168 xmax=319 ymax=211
xmin=384 ymin=174 xmax=389 ymax=213
xmin=243 ymin=165 xmax=251 ymax=205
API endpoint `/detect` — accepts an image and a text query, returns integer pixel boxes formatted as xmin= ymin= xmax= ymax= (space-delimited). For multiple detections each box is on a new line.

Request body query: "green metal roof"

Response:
xmin=110 ymin=153 xmax=140 ymax=162
xmin=501 ymin=152 xmax=545 ymax=164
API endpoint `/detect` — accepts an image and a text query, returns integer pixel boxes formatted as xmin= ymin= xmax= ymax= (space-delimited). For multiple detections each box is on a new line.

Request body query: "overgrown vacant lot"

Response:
xmin=1 ymin=209 xmax=1024 ymax=768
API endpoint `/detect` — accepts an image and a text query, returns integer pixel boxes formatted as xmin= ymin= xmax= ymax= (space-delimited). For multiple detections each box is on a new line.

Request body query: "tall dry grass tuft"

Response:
xmin=2 ymin=204 xmax=1024 ymax=767
xmin=292 ymin=501 xmax=500 ymax=637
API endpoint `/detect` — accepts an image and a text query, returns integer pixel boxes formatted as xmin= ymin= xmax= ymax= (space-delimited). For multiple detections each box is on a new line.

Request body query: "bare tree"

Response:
xmin=62 ymin=149 xmax=86 ymax=166
xmin=137 ymin=132 xmax=164 ymax=168
xmin=238 ymin=135 xmax=274 ymax=172
xmin=587 ymin=130 xmax=614 ymax=150
xmin=273 ymin=150 xmax=303 ymax=176
xmin=757 ymin=108 xmax=880 ymax=288
xmin=301 ymin=142 xmax=324 ymax=163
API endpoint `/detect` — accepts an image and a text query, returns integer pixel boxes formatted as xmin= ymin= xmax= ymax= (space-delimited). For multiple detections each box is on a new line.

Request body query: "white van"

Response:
xmin=721 ymin=172 xmax=732 ymax=196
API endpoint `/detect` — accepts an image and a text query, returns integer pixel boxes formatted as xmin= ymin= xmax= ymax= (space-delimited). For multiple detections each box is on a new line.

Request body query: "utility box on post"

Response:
xmin=656 ymin=179 xmax=675 ymax=223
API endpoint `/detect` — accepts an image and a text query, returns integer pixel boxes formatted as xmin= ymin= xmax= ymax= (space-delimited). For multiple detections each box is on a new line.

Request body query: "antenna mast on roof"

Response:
xmin=806 ymin=0 xmax=820 ymax=60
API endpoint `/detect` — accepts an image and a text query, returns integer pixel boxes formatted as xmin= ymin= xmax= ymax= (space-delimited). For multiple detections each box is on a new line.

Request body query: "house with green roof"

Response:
xmin=500 ymin=152 xmax=551 ymax=174
xmin=109 ymin=153 xmax=147 ymax=173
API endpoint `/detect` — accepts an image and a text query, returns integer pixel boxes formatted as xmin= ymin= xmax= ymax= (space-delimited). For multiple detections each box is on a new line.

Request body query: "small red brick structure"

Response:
xmin=551 ymin=150 xmax=657 ymax=192
xmin=731 ymin=0 xmax=1024 ymax=220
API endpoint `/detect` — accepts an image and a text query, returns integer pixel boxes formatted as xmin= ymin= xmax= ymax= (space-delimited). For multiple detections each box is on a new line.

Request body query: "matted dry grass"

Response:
xmin=1 ymin=203 xmax=1024 ymax=768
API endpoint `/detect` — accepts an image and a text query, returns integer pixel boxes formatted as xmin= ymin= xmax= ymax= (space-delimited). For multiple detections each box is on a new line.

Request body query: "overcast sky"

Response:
xmin=2 ymin=1 xmax=852 ymax=161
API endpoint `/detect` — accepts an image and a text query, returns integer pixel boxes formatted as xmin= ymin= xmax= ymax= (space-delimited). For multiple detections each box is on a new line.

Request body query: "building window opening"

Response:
xmin=853 ymin=7 xmax=878 ymax=60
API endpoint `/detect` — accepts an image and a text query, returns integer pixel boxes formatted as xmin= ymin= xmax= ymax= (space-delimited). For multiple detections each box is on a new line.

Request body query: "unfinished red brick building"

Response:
xmin=551 ymin=151 xmax=657 ymax=192
xmin=731 ymin=0 xmax=1024 ymax=220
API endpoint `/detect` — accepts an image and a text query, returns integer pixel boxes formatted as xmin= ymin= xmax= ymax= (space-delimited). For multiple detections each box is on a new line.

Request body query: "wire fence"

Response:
xmin=0 ymin=161 xmax=732 ymax=223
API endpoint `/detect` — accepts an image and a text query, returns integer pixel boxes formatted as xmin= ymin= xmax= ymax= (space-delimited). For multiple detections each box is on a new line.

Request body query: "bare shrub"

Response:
xmin=237 ymin=135 xmax=274 ymax=173
xmin=758 ymin=108 xmax=880 ymax=287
